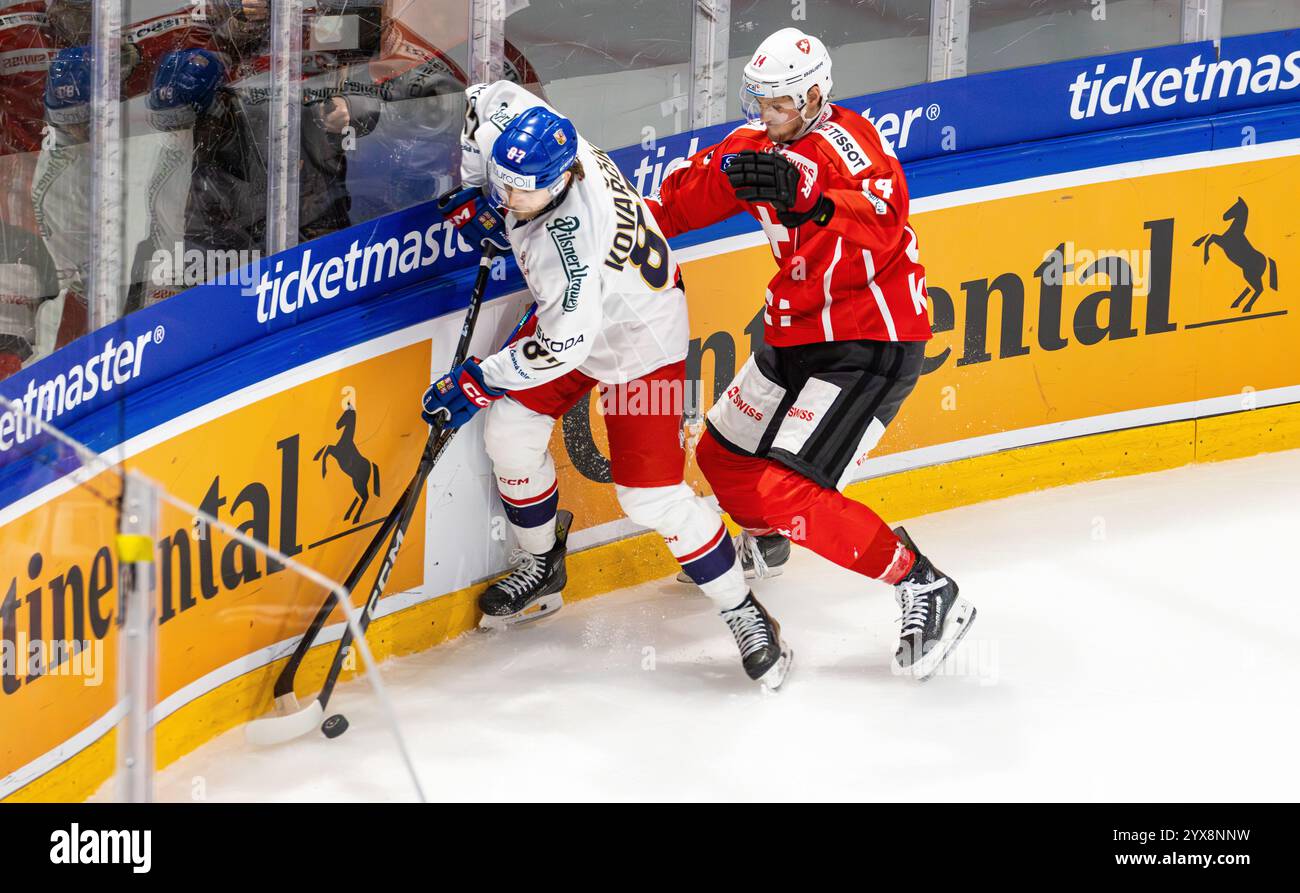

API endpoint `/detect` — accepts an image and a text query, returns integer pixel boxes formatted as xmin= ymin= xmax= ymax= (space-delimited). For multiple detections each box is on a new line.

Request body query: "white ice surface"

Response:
xmin=145 ymin=449 xmax=1300 ymax=802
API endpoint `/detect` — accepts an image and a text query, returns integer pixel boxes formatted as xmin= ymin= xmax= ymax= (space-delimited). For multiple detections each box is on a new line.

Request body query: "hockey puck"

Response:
xmin=321 ymin=714 xmax=349 ymax=738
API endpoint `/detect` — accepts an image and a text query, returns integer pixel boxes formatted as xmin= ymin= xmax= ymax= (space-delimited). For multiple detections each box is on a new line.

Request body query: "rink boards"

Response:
xmin=3 ymin=107 xmax=1300 ymax=802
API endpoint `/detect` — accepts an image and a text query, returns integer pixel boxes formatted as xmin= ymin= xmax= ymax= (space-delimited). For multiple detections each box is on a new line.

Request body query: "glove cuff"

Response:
xmin=777 ymin=194 xmax=835 ymax=229
xmin=464 ymin=358 xmax=507 ymax=398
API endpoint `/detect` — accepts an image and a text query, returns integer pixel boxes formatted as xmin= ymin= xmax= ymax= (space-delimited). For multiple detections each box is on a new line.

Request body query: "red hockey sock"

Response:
xmin=754 ymin=462 xmax=914 ymax=582
xmin=55 ymin=291 xmax=88 ymax=349
xmin=694 ymin=430 xmax=771 ymax=531
xmin=696 ymin=430 xmax=914 ymax=582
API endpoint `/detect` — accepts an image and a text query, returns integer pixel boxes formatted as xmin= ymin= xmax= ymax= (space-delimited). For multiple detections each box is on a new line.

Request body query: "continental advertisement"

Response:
xmin=2 ymin=143 xmax=1297 ymax=802
xmin=546 ymin=149 xmax=1299 ymax=540
xmin=1 ymin=339 xmax=434 ymax=800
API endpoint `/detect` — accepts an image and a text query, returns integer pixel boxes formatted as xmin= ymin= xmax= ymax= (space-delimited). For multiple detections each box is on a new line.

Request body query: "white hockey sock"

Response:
xmin=495 ymin=465 xmax=559 ymax=555
xmin=615 ymin=483 xmax=747 ymax=610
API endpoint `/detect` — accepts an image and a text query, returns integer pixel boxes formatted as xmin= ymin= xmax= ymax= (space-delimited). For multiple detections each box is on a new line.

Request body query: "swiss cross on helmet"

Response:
xmin=487 ymin=105 xmax=579 ymax=210
xmin=740 ymin=27 xmax=833 ymax=131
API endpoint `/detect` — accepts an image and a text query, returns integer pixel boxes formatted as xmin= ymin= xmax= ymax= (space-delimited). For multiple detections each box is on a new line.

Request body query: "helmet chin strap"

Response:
xmin=792 ymin=94 xmax=829 ymax=140
xmin=769 ymin=91 xmax=827 ymax=144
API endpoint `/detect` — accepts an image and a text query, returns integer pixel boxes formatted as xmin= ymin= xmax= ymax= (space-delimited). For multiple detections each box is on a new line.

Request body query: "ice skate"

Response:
xmin=479 ymin=510 xmax=573 ymax=629
xmin=720 ymin=591 xmax=793 ymax=690
xmin=891 ymin=526 xmax=976 ymax=680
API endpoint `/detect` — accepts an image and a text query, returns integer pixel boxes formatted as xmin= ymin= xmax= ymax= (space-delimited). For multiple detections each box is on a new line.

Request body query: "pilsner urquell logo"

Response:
xmin=546 ymin=216 xmax=588 ymax=311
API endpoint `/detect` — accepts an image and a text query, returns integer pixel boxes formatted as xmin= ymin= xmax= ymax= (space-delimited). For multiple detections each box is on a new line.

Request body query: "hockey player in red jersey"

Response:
xmin=646 ymin=27 xmax=976 ymax=679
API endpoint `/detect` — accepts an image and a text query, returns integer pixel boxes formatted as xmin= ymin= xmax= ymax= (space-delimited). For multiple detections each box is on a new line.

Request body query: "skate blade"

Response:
xmin=478 ymin=593 xmax=565 ymax=630
xmin=898 ymin=599 xmax=977 ymax=682
xmin=757 ymin=643 xmax=794 ymax=692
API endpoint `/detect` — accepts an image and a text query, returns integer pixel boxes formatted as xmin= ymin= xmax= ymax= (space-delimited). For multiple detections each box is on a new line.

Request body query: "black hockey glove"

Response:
xmin=725 ymin=150 xmax=835 ymax=228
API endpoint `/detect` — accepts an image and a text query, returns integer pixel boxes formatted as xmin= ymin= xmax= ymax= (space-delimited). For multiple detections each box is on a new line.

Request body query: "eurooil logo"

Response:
xmin=1193 ymin=197 xmax=1280 ymax=314
xmin=313 ymin=387 xmax=381 ymax=525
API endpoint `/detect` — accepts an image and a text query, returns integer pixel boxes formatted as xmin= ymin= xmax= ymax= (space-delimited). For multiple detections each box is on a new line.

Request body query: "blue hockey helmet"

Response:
xmin=149 ymin=49 xmax=226 ymax=131
xmin=44 ymin=46 xmax=93 ymax=129
xmin=487 ymin=105 xmax=579 ymax=212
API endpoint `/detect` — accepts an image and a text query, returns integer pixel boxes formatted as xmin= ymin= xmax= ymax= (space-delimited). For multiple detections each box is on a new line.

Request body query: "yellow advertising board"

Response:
xmin=1 ymin=341 xmax=430 ymax=798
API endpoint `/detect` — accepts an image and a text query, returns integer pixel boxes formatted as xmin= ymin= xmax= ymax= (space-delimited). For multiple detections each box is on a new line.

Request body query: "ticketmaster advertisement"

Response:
xmin=1 ymin=40 xmax=1297 ymax=800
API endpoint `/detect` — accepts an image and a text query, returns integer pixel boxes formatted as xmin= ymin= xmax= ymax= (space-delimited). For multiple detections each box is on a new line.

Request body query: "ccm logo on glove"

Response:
xmin=725 ymin=150 xmax=835 ymax=228
xmin=449 ymin=202 xmax=476 ymax=227
xmin=422 ymin=359 xmax=505 ymax=430
xmin=437 ymin=186 xmax=511 ymax=254
xmin=461 ymin=379 xmax=493 ymax=407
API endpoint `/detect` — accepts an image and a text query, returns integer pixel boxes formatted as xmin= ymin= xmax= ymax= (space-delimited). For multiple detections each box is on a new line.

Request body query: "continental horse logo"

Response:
xmin=314 ymin=386 xmax=381 ymax=523
xmin=1193 ymin=197 xmax=1279 ymax=313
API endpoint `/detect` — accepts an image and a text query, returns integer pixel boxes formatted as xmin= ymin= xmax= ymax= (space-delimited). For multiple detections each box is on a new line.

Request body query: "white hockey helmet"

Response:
xmin=739 ymin=28 xmax=833 ymax=127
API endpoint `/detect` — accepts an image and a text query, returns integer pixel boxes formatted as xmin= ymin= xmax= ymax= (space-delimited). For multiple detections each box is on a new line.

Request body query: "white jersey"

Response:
xmin=459 ymin=81 xmax=689 ymax=391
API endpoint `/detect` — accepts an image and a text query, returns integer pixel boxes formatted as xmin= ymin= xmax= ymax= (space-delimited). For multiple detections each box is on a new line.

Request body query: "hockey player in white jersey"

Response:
xmin=424 ymin=80 xmax=791 ymax=688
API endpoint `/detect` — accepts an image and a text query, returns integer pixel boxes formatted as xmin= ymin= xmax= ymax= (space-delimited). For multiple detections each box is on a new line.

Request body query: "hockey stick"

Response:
xmin=247 ymin=247 xmax=520 ymax=745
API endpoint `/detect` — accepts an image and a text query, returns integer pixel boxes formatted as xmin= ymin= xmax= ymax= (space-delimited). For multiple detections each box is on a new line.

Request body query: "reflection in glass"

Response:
xmin=504 ymin=0 xmax=693 ymax=150
xmin=118 ymin=1 xmax=490 ymax=312
xmin=727 ymin=0 xmax=930 ymax=117
xmin=1222 ymin=0 xmax=1300 ymax=37
xmin=0 ymin=2 xmax=92 ymax=379
xmin=969 ymin=0 xmax=1181 ymax=75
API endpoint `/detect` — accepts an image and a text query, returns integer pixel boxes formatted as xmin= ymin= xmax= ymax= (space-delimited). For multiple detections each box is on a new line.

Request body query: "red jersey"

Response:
xmin=0 ymin=2 xmax=56 ymax=157
xmin=121 ymin=9 xmax=213 ymax=97
xmin=646 ymin=104 xmax=933 ymax=347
